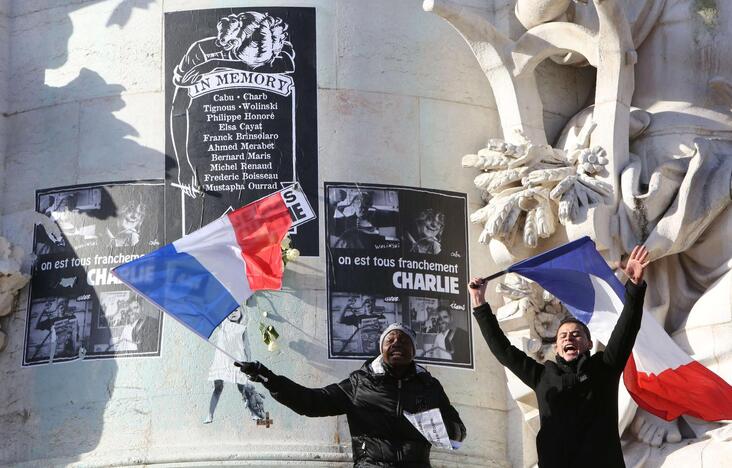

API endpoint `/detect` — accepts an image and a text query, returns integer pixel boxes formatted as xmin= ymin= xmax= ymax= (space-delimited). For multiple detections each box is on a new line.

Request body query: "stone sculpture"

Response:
xmin=424 ymin=0 xmax=732 ymax=465
xmin=0 ymin=236 xmax=30 ymax=352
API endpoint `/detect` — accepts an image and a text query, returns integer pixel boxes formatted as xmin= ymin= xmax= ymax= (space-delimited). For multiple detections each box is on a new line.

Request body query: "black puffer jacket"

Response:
xmin=473 ymin=280 xmax=646 ymax=468
xmin=261 ymin=356 xmax=466 ymax=467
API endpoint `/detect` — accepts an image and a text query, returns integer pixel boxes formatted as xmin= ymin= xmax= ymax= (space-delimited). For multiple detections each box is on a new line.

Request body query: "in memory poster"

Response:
xmin=23 ymin=181 xmax=164 ymax=366
xmin=325 ymin=183 xmax=473 ymax=369
xmin=164 ymin=7 xmax=318 ymax=255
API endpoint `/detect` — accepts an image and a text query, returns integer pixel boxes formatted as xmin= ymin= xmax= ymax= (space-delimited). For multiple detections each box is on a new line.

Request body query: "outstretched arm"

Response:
xmin=603 ymin=245 xmax=649 ymax=370
xmin=470 ymin=277 xmax=543 ymax=389
xmin=236 ymin=361 xmax=350 ymax=417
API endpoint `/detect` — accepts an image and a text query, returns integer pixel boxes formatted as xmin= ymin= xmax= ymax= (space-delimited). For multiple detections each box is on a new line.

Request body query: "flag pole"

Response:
xmin=481 ymin=270 xmax=507 ymax=282
xmin=470 ymin=270 xmax=507 ymax=289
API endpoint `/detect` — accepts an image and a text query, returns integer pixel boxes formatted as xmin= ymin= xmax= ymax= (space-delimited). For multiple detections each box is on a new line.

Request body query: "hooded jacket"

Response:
xmin=260 ymin=356 xmax=466 ymax=467
xmin=473 ymin=280 xmax=646 ymax=468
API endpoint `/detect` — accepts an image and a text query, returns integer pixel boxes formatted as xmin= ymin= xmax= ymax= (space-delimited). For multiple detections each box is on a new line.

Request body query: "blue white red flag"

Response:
xmin=112 ymin=190 xmax=293 ymax=342
xmin=509 ymin=237 xmax=732 ymax=422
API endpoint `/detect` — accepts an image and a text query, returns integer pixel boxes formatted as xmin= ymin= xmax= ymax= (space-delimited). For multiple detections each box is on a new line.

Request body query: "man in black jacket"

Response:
xmin=470 ymin=245 xmax=649 ymax=468
xmin=236 ymin=323 xmax=466 ymax=467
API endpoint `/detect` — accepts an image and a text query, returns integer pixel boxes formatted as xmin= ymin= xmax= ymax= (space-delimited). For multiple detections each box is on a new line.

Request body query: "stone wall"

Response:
xmin=0 ymin=1 xmax=589 ymax=466
xmin=0 ymin=0 xmax=8 ymax=214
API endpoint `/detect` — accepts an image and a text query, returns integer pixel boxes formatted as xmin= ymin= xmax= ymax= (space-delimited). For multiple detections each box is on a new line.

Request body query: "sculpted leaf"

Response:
xmin=549 ymin=175 xmax=577 ymax=200
xmin=474 ymin=167 xmax=527 ymax=193
xmin=577 ymin=173 xmax=612 ymax=198
xmin=534 ymin=197 xmax=556 ymax=239
xmin=523 ymin=167 xmax=575 ymax=187
xmin=469 ymin=203 xmax=493 ymax=224
xmin=524 ymin=209 xmax=538 ymax=248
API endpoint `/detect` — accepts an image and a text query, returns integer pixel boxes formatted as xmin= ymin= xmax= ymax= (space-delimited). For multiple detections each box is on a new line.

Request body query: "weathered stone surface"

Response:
xmin=419 ymin=97 xmax=500 ymax=193
xmin=9 ymin=0 xmax=161 ymax=113
xmin=337 ymin=0 xmax=496 ymax=108
xmin=318 ymin=88 xmax=421 ymax=185
xmin=78 ymin=91 xmax=164 ymax=182
xmin=3 ymin=102 xmax=80 ymax=215
xmin=427 ymin=1 xmax=732 ymax=467
xmin=0 ymin=1 xmax=517 ymax=466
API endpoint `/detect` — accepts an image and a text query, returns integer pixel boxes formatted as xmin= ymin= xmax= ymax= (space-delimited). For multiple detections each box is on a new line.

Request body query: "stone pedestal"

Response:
xmin=0 ymin=1 xmax=530 ymax=466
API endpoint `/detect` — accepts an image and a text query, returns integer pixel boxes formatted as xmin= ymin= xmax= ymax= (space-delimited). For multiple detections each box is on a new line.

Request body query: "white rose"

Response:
xmin=284 ymin=248 xmax=300 ymax=262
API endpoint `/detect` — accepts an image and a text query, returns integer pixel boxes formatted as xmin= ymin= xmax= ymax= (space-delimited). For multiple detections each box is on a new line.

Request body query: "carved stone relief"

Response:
xmin=425 ymin=0 xmax=732 ymax=466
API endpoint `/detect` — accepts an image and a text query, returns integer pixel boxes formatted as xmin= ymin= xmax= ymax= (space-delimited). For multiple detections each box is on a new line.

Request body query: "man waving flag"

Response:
xmin=506 ymin=236 xmax=732 ymax=422
xmin=112 ymin=186 xmax=311 ymax=350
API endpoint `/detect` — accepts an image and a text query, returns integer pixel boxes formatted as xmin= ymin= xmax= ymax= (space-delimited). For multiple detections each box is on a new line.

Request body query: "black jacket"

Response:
xmin=261 ymin=356 xmax=466 ymax=467
xmin=473 ymin=280 xmax=646 ymax=468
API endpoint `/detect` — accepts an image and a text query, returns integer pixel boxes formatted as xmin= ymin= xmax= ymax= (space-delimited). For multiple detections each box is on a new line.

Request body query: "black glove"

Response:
xmin=235 ymin=361 xmax=274 ymax=384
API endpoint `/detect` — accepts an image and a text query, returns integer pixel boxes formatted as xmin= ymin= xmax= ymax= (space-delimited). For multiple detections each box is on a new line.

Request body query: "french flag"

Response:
xmin=112 ymin=191 xmax=292 ymax=340
xmin=509 ymin=237 xmax=732 ymax=422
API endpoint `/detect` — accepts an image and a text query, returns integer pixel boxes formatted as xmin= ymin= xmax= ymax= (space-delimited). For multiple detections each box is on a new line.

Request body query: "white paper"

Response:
xmin=403 ymin=408 xmax=454 ymax=450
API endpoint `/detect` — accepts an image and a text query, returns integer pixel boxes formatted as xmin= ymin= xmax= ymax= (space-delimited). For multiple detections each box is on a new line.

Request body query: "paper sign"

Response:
xmin=403 ymin=408 xmax=454 ymax=450
xmin=281 ymin=183 xmax=316 ymax=228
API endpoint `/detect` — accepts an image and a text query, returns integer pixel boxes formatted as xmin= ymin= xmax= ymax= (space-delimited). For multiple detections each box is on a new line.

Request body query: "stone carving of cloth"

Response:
xmin=616 ymin=137 xmax=732 ymax=463
xmin=618 ymin=138 xmax=732 ymax=338
xmin=208 ymin=320 xmax=251 ymax=385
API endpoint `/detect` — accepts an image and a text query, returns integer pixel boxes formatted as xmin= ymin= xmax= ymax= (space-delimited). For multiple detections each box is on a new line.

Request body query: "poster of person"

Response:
xmin=23 ymin=181 xmax=164 ymax=366
xmin=325 ymin=183 xmax=473 ymax=368
xmin=164 ymin=7 xmax=319 ymax=256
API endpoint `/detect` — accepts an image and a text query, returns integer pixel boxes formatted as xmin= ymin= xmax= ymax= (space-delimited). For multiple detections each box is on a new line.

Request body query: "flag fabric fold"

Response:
xmin=112 ymin=191 xmax=292 ymax=340
xmin=508 ymin=236 xmax=732 ymax=422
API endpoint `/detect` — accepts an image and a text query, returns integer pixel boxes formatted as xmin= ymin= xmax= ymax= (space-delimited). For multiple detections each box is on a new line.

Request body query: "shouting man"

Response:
xmin=236 ymin=323 xmax=466 ymax=467
xmin=470 ymin=245 xmax=649 ymax=467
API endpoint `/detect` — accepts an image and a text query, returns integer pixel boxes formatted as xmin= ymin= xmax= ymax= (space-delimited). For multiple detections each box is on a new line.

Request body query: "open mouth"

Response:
xmin=389 ymin=348 xmax=407 ymax=357
xmin=563 ymin=344 xmax=577 ymax=353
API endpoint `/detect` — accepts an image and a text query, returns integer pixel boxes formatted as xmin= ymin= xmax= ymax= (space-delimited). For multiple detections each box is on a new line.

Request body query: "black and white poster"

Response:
xmin=325 ymin=183 xmax=473 ymax=368
xmin=23 ymin=181 xmax=164 ymax=366
xmin=165 ymin=7 xmax=318 ymax=256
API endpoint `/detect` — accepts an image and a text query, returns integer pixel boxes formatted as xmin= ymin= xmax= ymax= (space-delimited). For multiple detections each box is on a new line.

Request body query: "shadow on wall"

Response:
xmin=0 ymin=0 xmax=163 ymax=466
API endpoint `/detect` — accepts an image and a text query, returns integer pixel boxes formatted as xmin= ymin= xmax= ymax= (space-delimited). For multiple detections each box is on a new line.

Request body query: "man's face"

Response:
xmin=381 ymin=330 xmax=415 ymax=367
xmin=128 ymin=301 xmax=142 ymax=319
xmin=555 ymin=322 xmax=591 ymax=362
xmin=438 ymin=309 xmax=452 ymax=333
xmin=416 ymin=211 xmax=444 ymax=239
xmin=57 ymin=300 xmax=70 ymax=315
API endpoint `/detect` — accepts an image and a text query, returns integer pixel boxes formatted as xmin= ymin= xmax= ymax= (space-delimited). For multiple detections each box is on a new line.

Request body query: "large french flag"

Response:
xmin=509 ymin=237 xmax=732 ymax=422
xmin=112 ymin=191 xmax=292 ymax=340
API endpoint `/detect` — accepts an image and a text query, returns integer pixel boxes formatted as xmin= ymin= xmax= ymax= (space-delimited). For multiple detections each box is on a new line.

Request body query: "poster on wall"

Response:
xmin=325 ymin=182 xmax=473 ymax=369
xmin=164 ymin=7 xmax=318 ymax=256
xmin=22 ymin=181 xmax=164 ymax=366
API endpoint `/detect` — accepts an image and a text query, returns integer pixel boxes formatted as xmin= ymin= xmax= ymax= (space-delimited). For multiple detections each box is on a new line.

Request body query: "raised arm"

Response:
xmin=236 ymin=361 xmax=351 ymax=417
xmin=470 ymin=277 xmax=543 ymax=389
xmin=602 ymin=245 xmax=650 ymax=371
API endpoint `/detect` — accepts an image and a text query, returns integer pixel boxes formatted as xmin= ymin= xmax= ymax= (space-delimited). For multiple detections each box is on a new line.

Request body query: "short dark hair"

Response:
xmin=436 ymin=305 xmax=452 ymax=317
xmin=555 ymin=317 xmax=591 ymax=342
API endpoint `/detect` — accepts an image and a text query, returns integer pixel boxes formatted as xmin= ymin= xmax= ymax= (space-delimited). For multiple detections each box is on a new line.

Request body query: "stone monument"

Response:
xmin=424 ymin=0 xmax=732 ymax=466
xmin=0 ymin=1 xmax=512 ymax=466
